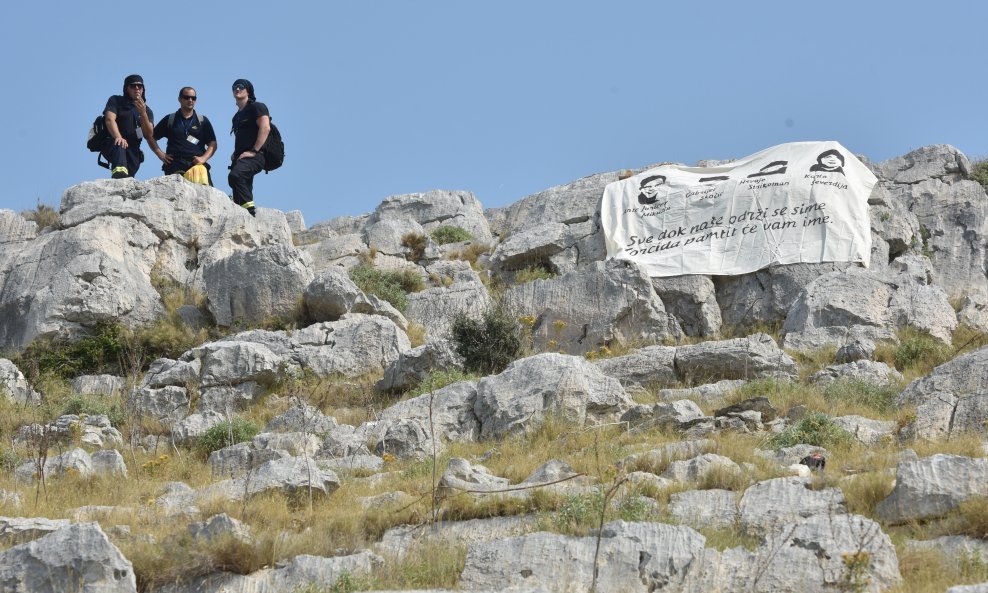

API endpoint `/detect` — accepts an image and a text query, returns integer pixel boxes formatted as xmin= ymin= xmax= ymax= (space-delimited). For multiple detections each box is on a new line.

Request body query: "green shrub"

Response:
xmin=891 ymin=329 xmax=952 ymax=372
xmin=16 ymin=322 xmax=128 ymax=380
xmin=551 ymin=490 xmax=605 ymax=534
xmin=195 ymin=418 xmax=260 ymax=458
xmin=430 ymin=226 xmax=473 ymax=245
xmin=970 ymin=159 xmax=988 ymax=189
xmin=450 ymin=308 xmax=523 ymax=375
xmin=822 ymin=379 xmax=900 ymax=415
xmin=406 ymin=369 xmax=480 ymax=398
xmin=62 ymin=395 xmax=126 ymax=427
xmin=767 ymin=412 xmax=854 ymax=450
xmin=348 ymin=265 xmax=424 ymax=313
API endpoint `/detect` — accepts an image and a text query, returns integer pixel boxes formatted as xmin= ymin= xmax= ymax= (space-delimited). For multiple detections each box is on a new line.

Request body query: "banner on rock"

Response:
xmin=600 ymin=141 xmax=877 ymax=277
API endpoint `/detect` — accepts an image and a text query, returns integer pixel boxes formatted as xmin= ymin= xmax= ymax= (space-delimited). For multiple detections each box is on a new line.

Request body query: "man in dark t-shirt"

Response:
xmin=228 ymin=78 xmax=270 ymax=217
xmin=101 ymin=74 xmax=166 ymax=179
xmin=153 ymin=86 xmax=218 ymax=184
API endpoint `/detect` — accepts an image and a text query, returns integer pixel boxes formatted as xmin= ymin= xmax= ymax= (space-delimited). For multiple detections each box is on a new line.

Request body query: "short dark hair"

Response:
xmin=179 ymin=86 xmax=196 ymax=98
xmin=640 ymin=175 xmax=667 ymax=188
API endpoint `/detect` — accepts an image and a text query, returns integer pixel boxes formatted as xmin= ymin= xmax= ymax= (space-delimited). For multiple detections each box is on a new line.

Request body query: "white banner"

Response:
xmin=601 ymin=141 xmax=877 ymax=277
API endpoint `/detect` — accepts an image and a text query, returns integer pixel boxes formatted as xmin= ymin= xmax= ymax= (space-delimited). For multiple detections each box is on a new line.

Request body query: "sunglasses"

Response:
xmin=233 ymin=84 xmax=246 ymax=91
xmin=128 ymin=83 xmax=144 ymax=89
xmin=180 ymin=95 xmax=197 ymax=101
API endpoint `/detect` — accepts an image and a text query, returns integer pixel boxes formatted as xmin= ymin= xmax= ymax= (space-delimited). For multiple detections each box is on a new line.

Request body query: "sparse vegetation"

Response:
xmin=514 ymin=265 xmax=556 ymax=284
xmin=430 ymin=225 xmax=473 ymax=245
xmin=400 ymin=232 xmax=428 ymax=263
xmin=406 ymin=369 xmax=480 ymax=398
xmin=195 ymin=418 xmax=260 ymax=458
xmin=767 ymin=412 xmax=855 ymax=450
xmin=20 ymin=200 xmax=60 ymax=230
xmin=348 ymin=264 xmax=424 ymax=312
xmin=450 ymin=307 xmax=523 ymax=375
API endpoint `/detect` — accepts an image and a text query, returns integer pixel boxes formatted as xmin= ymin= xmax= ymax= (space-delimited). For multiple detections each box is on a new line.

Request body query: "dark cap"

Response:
xmin=232 ymin=78 xmax=256 ymax=102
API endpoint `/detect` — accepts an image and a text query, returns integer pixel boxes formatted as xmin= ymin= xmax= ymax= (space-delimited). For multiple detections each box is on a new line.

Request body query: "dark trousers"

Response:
xmin=228 ymin=153 xmax=266 ymax=208
xmin=100 ymin=139 xmax=143 ymax=176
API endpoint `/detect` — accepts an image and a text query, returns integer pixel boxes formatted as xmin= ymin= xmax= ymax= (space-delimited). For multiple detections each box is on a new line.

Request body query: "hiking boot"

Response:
xmin=111 ymin=166 xmax=129 ymax=179
xmin=248 ymin=208 xmax=256 ymax=217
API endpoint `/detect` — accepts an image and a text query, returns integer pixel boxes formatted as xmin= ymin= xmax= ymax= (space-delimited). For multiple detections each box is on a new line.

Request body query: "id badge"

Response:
xmin=187 ymin=136 xmax=200 ymax=145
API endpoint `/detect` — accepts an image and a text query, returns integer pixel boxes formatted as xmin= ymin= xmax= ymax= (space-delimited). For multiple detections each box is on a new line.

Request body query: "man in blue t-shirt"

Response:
xmin=228 ymin=78 xmax=270 ymax=217
xmin=101 ymin=74 xmax=166 ymax=179
xmin=153 ymin=86 xmax=218 ymax=185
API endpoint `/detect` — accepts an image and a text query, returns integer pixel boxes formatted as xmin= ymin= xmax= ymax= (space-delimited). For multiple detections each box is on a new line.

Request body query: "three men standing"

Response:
xmin=100 ymin=75 xmax=165 ymax=179
xmin=152 ymin=87 xmax=217 ymax=184
xmin=228 ymin=79 xmax=270 ymax=217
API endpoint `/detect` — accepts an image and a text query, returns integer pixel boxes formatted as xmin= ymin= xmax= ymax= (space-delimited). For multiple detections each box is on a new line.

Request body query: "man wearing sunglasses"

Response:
xmin=228 ymin=79 xmax=270 ymax=217
xmin=101 ymin=74 xmax=165 ymax=179
xmin=152 ymin=87 xmax=218 ymax=184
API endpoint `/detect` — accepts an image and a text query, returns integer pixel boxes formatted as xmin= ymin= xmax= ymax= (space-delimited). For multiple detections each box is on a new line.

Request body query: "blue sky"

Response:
xmin=3 ymin=1 xmax=987 ymax=226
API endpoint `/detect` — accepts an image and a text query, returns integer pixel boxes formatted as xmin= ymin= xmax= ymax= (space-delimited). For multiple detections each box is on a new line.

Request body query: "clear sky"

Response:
xmin=3 ymin=1 xmax=987 ymax=226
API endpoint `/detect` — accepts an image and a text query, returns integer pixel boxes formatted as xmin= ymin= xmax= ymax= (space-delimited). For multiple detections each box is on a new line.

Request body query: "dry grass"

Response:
xmin=891 ymin=547 xmax=988 ymax=593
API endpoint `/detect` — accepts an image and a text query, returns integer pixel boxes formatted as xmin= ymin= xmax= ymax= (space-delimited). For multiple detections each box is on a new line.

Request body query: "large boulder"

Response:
xmin=651 ymin=274 xmax=723 ymax=337
xmin=738 ymin=477 xmax=847 ymax=537
xmin=404 ymin=267 xmax=492 ymax=340
xmin=369 ymin=189 xmax=493 ymax=245
xmin=0 ymin=209 xmax=37 ymax=244
xmin=502 ymin=259 xmax=683 ymax=354
xmin=675 ymin=333 xmax=798 ymax=381
xmin=376 ymin=339 xmax=464 ymax=393
xmin=303 ymin=267 xmax=406 ymax=328
xmin=897 ymin=346 xmax=988 ymax=441
xmin=873 ymin=145 xmax=988 ymax=299
xmin=876 ymin=454 xmax=988 ymax=523
xmin=474 ymin=353 xmax=633 ymax=439
xmin=0 ymin=177 xmax=293 ymax=352
xmin=0 ymin=522 xmax=136 ymax=592
xmin=202 ymin=244 xmax=314 ymax=327
xmin=591 ymin=345 xmax=677 ymax=390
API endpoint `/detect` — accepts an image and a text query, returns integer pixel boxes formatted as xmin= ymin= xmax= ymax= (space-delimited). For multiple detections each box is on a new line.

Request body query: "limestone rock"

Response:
xmin=0 ymin=517 xmax=72 ymax=546
xmin=811 ymin=360 xmax=903 ymax=386
xmin=203 ymin=456 xmax=341 ymax=502
xmin=474 ymin=353 xmax=633 ymax=439
xmin=661 ymin=453 xmax=742 ymax=484
xmin=675 ymin=333 xmax=798 ymax=381
xmin=202 ymin=244 xmax=314 ymax=327
xmin=832 ymin=415 xmax=897 ymax=445
xmin=437 ymin=458 xmax=509 ymax=498
xmin=651 ymin=274 xmax=723 ymax=337
xmin=876 ymin=454 xmax=988 ymax=523
xmin=128 ymin=386 xmax=190 ymax=423
xmin=502 ymin=259 xmax=682 ymax=354
xmin=370 ymin=190 xmax=493 ymax=245
xmin=374 ymin=380 xmax=480 ymax=447
xmin=897 ymin=346 xmax=988 ymax=441
xmin=617 ymin=439 xmax=715 ymax=470
xmin=0 ymin=209 xmax=37 ymax=243
xmin=188 ymin=513 xmax=251 ymax=545
xmin=377 ymin=516 xmax=538 ymax=559
xmin=265 ymin=404 xmax=340 ymax=435
xmin=404 ymin=273 xmax=492 ymax=340
xmin=15 ymin=448 xmax=94 ymax=482
xmin=0 ymin=359 xmax=39 ymax=404
xmin=0 ymin=522 xmax=136 ymax=592
xmin=714 ymin=396 xmax=778 ymax=422
xmin=591 ymin=345 xmax=677 ymax=390
xmin=658 ymin=379 xmax=745 ymax=405
xmin=71 ymin=374 xmax=126 ymax=397
xmin=667 ymin=489 xmax=739 ymax=529
xmin=376 ymin=339 xmax=464 ymax=393
xmin=738 ymin=477 xmax=847 ymax=536
xmin=304 ymin=267 xmax=407 ymax=329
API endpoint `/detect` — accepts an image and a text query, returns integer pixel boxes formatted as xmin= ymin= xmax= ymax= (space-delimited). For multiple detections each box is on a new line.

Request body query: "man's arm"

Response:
xmin=237 ymin=114 xmax=270 ymax=160
xmin=132 ymin=97 xmax=166 ymax=161
xmin=193 ymin=140 xmax=217 ymax=166
xmin=103 ymin=109 xmax=128 ymax=149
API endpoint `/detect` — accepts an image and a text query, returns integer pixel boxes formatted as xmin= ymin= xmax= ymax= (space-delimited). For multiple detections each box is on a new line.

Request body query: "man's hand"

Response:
xmin=237 ymin=150 xmax=257 ymax=160
xmin=158 ymin=152 xmax=173 ymax=165
xmin=114 ymin=137 xmax=129 ymax=149
xmin=133 ymin=96 xmax=148 ymax=116
xmin=191 ymin=155 xmax=206 ymax=166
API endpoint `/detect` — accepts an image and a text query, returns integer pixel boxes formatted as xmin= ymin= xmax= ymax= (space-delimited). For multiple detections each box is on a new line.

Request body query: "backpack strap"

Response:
xmin=96 ymin=153 xmax=110 ymax=169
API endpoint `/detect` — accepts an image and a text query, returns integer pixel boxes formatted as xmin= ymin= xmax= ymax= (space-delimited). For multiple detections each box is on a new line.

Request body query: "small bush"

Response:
xmin=451 ymin=308 xmax=523 ymax=375
xmin=447 ymin=242 xmax=490 ymax=267
xmin=407 ymin=369 xmax=480 ymax=398
xmin=970 ymin=159 xmax=988 ymax=189
xmin=62 ymin=395 xmax=126 ymax=427
xmin=348 ymin=265 xmax=424 ymax=313
xmin=875 ymin=328 xmax=952 ymax=375
xmin=195 ymin=418 xmax=260 ymax=458
xmin=21 ymin=200 xmax=61 ymax=230
xmin=822 ymin=380 xmax=900 ymax=415
xmin=16 ymin=322 xmax=128 ymax=381
xmin=767 ymin=412 xmax=854 ymax=450
xmin=430 ymin=226 xmax=473 ymax=245
xmin=514 ymin=266 xmax=556 ymax=284
xmin=551 ymin=490 xmax=605 ymax=535
xmin=400 ymin=233 xmax=428 ymax=263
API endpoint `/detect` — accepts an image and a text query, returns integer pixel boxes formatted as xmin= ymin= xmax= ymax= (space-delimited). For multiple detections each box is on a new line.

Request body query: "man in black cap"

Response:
xmin=100 ymin=75 xmax=166 ymax=179
xmin=152 ymin=86 xmax=218 ymax=184
xmin=228 ymin=78 xmax=270 ymax=216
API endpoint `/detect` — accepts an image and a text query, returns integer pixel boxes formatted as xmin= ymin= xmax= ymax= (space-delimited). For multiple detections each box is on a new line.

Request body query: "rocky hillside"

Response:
xmin=0 ymin=145 xmax=987 ymax=592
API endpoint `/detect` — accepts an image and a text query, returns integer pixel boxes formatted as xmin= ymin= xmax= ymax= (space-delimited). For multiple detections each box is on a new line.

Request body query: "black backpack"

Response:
xmin=87 ymin=115 xmax=108 ymax=152
xmin=261 ymin=122 xmax=284 ymax=172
